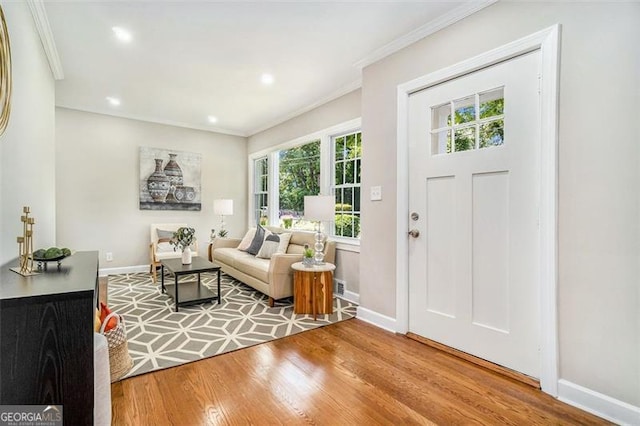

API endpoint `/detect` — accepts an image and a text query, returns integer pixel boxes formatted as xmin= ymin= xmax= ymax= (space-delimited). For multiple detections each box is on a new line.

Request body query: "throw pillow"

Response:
xmin=237 ymin=228 xmax=257 ymax=251
xmin=257 ymin=232 xmax=292 ymax=259
xmin=157 ymin=229 xmax=174 ymax=243
xmin=246 ymin=225 xmax=265 ymax=256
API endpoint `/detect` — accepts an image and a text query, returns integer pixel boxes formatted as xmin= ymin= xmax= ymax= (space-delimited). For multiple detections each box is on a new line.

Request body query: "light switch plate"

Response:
xmin=370 ymin=186 xmax=382 ymax=201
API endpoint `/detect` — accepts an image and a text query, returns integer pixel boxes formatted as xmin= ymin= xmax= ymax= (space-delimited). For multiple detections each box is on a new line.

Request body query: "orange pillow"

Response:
xmin=99 ymin=302 xmax=118 ymax=332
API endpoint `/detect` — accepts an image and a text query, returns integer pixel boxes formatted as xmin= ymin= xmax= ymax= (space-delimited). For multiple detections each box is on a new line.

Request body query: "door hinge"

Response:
xmin=537 ymin=75 xmax=542 ymax=94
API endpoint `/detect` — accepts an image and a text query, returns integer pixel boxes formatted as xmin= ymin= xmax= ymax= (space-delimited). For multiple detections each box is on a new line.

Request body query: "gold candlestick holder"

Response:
xmin=11 ymin=206 xmax=38 ymax=276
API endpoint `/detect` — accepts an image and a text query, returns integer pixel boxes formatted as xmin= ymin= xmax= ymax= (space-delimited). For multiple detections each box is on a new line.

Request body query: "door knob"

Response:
xmin=408 ymin=229 xmax=420 ymax=238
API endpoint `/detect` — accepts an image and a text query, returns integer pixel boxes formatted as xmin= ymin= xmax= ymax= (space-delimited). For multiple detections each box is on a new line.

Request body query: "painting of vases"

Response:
xmin=139 ymin=147 xmax=202 ymax=211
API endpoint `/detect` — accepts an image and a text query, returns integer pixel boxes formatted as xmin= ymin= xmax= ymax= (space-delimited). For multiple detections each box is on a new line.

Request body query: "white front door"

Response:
xmin=408 ymin=51 xmax=541 ymax=378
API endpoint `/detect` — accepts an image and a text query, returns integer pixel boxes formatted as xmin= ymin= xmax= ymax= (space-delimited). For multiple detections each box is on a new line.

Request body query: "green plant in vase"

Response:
xmin=171 ymin=227 xmax=196 ymax=264
xmin=303 ymin=243 xmax=314 ymax=266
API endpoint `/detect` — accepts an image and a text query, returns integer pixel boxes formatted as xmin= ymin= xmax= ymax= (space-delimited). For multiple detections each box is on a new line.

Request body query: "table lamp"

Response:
xmin=213 ymin=199 xmax=233 ymax=238
xmin=304 ymin=195 xmax=335 ymax=264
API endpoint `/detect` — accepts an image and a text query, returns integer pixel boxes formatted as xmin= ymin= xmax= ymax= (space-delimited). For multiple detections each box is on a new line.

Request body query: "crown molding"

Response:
xmin=26 ymin=0 xmax=64 ymax=80
xmin=55 ymin=105 xmax=248 ymax=138
xmin=353 ymin=0 xmax=498 ymax=70
xmin=247 ymin=78 xmax=362 ymax=137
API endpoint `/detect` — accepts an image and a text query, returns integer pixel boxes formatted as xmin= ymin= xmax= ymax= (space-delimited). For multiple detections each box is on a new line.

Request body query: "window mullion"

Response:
xmin=268 ymin=152 xmax=279 ymax=227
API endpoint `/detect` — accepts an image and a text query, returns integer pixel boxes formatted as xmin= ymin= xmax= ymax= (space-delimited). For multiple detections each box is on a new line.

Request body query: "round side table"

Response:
xmin=291 ymin=262 xmax=336 ymax=320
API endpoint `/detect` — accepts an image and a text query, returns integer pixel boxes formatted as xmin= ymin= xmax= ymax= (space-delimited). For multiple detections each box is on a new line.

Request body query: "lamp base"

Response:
xmin=313 ymin=230 xmax=325 ymax=265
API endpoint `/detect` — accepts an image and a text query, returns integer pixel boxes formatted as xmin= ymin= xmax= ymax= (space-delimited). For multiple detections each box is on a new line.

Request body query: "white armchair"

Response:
xmin=149 ymin=223 xmax=199 ymax=283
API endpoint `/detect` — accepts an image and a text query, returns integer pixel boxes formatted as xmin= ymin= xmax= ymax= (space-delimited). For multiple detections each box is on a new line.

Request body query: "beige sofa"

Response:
xmin=209 ymin=227 xmax=335 ymax=306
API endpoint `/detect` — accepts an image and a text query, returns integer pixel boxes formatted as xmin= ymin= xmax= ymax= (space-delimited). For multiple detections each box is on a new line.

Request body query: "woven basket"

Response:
xmin=100 ymin=312 xmax=133 ymax=382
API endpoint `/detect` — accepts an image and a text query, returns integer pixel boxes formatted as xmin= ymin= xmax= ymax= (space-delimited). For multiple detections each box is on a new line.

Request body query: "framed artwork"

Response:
xmin=139 ymin=147 xmax=202 ymax=211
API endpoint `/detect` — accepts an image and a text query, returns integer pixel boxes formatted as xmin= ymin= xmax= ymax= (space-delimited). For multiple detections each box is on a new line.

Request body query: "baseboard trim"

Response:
xmin=337 ymin=289 xmax=360 ymax=305
xmin=355 ymin=306 xmax=396 ymax=333
xmin=99 ymin=264 xmax=148 ymax=277
xmin=557 ymin=379 xmax=640 ymax=425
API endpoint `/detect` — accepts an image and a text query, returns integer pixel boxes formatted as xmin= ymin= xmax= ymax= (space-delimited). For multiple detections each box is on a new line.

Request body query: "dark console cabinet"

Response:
xmin=0 ymin=251 xmax=98 ymax=425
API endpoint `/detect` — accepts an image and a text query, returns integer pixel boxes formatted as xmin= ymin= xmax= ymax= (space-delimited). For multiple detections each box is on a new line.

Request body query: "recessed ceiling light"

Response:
xmin=261 ymin=73 xmax=274 ymax=85
xmin=111 ymin=26 xmax=132 ymax=43
xmin=207 ymin=115 xmax=218 ymax=124
xmin=106 ymin=97 xmax=121 ymax=106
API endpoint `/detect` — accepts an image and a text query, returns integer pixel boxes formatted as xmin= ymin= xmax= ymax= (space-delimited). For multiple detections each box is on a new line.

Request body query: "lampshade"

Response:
xmin=304 ymin=195 xmax=335 ymax=222
xmin=213 ymin=199 xmax=233 ymax=216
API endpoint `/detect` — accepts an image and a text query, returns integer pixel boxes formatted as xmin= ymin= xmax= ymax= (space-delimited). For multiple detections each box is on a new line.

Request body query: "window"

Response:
xmin=431 ymin=87 xmax=504 ymax=154
xmin=249 ymin=118 xmax=362 ymax=245
xmin=253 ymin=157 xmax=268 ymax=225
xmin=333 ymin=131 xmax=361 ymax=239
xmin=278 ymin=140 xmax=320 ymax=230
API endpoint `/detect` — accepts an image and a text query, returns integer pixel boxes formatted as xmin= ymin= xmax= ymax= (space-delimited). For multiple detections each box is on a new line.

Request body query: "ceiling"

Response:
xmin=42 ymin=1 xmax=483 ymax=137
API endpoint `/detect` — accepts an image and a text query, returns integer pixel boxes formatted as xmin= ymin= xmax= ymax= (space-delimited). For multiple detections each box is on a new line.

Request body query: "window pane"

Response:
xmin=345 ymin=160 xmax=355 ymax=185
xmin=480 ymin=119 xmax=504 ymax=148
xmin=279 ymin=140 xmax=321 ymax=229
xmin=344 ymin=187 xmax=353 ymax=210
xmin=480 ymin=88 xmax=504 ymax=119
xmin=335 ymin=213 xmax=345 ymax=236
xmin=454 ymin=96 xmax=475 ymax=124
xmin=331 ymin=130 xmax=361 ymax=240
xmin=432 ymin=103 xmax=451 ymax=129
xmin=431 ymin=129 xmax=451 ymax=154
xmin=454 ymin=126 xmax=475 ymax=152
xmin=335 ymin=136 xmax=345 ymax=161
xmin=335 ymin=162 xmax=344 ymax=185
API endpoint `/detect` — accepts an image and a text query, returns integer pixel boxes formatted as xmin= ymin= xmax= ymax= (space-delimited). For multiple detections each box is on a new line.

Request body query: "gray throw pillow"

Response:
xmin=157 ymin=229 xmax=174 ymax=243
xmin=246 ymin=225 xmax=265 ymax=256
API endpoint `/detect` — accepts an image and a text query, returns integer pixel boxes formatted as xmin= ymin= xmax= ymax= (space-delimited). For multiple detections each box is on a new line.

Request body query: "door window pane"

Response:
xmin=430 ymin=87 xmax=505 ymax=155
xmin=454 ymin=96 xmax=475 ymax=124
xmin=480 ymin=120 xmax=504 ymax=147
xmin=480 ymin=88 xmax=504 ymax=119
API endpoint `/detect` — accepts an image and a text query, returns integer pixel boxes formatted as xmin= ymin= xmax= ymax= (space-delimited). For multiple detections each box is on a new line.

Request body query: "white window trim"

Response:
xmin=248 ymin=118 xmax=362 ymax=248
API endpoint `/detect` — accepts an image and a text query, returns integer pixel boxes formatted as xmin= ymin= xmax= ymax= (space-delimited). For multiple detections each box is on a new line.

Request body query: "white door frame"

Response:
xmin=395 ymin=25 xmax=560 ymax=396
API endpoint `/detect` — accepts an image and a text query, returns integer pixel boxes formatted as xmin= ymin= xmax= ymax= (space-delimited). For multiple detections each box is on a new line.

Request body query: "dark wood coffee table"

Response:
xmin=160 ymin=257 xmax=221 ymax=312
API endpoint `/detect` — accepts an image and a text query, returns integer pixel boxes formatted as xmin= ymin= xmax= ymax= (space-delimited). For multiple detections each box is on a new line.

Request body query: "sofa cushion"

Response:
xmin=287 ymin=231 xmax=318 ymax=254
xmin=246 ymin=225 xmax=266 ymax=255
xmin=214 ymin=247 xmax=269 ymax=282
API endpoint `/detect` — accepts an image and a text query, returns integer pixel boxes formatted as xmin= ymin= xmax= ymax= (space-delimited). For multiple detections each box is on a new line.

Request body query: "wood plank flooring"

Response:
xmin=111 ymin=319 xmax=609 ymax=425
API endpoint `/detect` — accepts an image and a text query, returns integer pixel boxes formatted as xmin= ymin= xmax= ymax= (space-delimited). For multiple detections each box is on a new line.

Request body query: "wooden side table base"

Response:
xmin=292 ymin=262 xmax=335 ymax=320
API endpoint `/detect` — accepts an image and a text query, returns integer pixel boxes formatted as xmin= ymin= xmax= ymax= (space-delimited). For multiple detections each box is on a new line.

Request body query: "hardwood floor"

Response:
xmin=111 ymin=319 xmax=609 ymax=425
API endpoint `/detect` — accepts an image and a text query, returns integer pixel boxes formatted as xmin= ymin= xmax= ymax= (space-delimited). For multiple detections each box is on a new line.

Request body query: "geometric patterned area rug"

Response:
xmin=106 ymin=272 xmax=357 ymax=380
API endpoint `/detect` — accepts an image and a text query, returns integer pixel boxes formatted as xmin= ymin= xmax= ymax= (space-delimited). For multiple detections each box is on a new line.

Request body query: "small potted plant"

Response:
xmin=302 ymin=243 xmax=314 ymax=266
xmin=171 ymin=227 xmax=196 ymax=264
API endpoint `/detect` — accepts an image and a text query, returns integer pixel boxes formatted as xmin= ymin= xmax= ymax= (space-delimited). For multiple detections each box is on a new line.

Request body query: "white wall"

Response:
xmin=55 ymin=108 xmax=247 ymax=269
xmin=0 ymin=2 xmax=55 ymax=265
xmin=359 ymin=1 xmax=639 ymax=409
xmin=248 ymin=89 xmax=362 ymax=294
